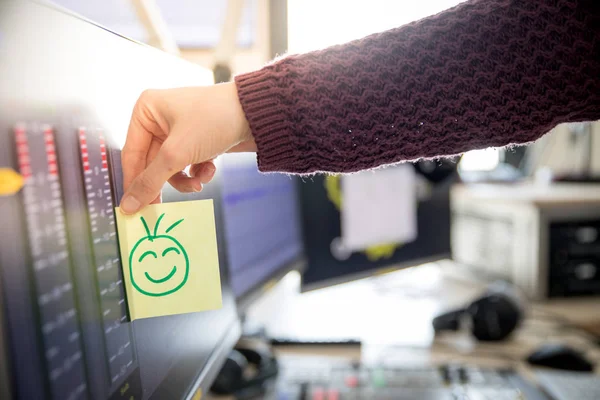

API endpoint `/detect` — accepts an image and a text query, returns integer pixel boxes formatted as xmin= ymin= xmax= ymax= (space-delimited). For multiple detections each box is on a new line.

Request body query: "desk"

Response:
xmin=209 ymin=260 xmax=600 ymax=399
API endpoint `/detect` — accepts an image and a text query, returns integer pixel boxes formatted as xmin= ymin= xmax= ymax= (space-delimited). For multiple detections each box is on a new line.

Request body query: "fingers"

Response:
xmin=168 ymin=171 xmax=203 ymax=193
xmin=189 ymin=161 xmax=216 ymax=184
xmin=150 ymin=193 xmax=162 ymax=205
xmin=122 ymin=114 xmax=153 ymax=193
xmin=163 ymin=161 xmax=216 ymax=194
xmin=119 ymin=142 xmax=186 ymax=214
xmin=122 ymin=91 xmax=166 ymax=192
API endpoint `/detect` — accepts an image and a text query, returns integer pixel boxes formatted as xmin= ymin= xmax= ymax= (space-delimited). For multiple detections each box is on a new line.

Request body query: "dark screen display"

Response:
xmin=298 ymin=173 xmax=453 ymax=291
xmin=14 ymin=124 xmax=89 ymax=400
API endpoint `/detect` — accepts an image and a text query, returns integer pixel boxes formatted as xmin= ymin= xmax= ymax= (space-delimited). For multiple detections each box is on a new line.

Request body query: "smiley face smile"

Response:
xmin=144 ymin=266 xmax=177 ymax=283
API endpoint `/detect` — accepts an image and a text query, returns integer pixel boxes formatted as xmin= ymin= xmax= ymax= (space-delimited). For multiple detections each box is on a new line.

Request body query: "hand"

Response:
xmin=119 ymin=82 xmax=255 ymax=214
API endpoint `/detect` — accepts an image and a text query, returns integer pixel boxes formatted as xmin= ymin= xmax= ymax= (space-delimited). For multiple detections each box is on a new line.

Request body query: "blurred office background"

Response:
xmin=53 ymin=0 xmax=600 ymax=362
xmin=3 ymin=1 xmax=600 ymax=399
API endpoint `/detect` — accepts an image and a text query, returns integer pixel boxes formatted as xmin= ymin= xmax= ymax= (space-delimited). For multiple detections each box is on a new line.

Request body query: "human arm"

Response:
xmin=119 ymin=0 xmax=599 ymax=214
xmin=235 ymin=0 xmax=600 ymax=174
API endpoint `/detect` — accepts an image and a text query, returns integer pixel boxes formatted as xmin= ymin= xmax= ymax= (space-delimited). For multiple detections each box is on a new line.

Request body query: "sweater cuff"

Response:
xmin=234 ymin=68 xmax=297 ymax=173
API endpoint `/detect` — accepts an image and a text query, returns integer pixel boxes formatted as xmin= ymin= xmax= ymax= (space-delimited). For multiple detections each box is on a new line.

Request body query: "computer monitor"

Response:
xmin=298 ymin=160 xmax=459 ymax=291
xmin=219 ymin=153 xmax=305 ymax=311
xmin=0 ymin=1 xmax=239 ymax=399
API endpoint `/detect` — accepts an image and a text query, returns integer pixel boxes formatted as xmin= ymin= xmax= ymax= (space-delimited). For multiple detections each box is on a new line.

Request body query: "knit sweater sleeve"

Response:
xmin=234 ymin=0 xmax=599 ymax=174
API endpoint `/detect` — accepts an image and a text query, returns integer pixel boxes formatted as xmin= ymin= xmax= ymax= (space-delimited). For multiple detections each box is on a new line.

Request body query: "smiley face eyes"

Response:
xmin=138 ymin=247 xmax=181 ymax=262
xmin=162 ymin=247 xmax=180 ymax=257
xmin=139 ymin=250 xmax=157 ymax=262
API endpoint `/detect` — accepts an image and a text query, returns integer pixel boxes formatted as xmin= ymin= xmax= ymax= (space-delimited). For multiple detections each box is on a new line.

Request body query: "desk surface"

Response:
xmin=209 ymin=261 xmax=600 ymax=399
xmin=246 ymin=261 xmax=600 ymax=344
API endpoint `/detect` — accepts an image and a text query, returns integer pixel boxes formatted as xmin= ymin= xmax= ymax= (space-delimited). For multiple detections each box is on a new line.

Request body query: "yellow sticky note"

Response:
xmin=0 ymin=168 xmax=24 ymax=196
xmin=115 ymin=200 xmax=222 ymax=320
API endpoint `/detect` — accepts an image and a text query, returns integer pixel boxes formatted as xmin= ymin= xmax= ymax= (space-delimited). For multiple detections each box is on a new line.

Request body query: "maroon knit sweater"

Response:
xmin=234 ymin=0 xmax=599 ymax=174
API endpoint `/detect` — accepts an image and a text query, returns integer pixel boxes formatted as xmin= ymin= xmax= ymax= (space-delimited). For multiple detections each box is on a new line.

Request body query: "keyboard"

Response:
xmin=536 ymin=370 xmax=600 ymax=400
xmin=269 ymin=337 xmax=361 ymax=347
xmin=261 ymin=358 xmax=549 ymax=400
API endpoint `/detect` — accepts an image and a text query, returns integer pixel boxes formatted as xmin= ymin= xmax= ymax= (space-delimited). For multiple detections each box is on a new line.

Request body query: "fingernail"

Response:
xmin=201 ymin=164 xmax=216 ymax=183
xmin=193 ymin=182 xmax=203 ymax=192
xmin=203 ymin=163 xmax=216 ymax=175
xmin=121 ymin=194 xmax=141 ymax=214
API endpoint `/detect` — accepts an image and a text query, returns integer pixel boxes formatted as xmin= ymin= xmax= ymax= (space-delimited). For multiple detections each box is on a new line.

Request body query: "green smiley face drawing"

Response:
xmin=129 ymin=214 xmax=189 ymax=297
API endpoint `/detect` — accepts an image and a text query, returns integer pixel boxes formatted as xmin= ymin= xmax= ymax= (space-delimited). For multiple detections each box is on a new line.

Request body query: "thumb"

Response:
xmin=119 ymin=143 xmax=185 ymax=214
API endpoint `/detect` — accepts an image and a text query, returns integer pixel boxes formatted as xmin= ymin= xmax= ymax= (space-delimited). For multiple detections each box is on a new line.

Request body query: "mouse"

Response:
xmin=526 ymin=344 xmax=594 ymax=372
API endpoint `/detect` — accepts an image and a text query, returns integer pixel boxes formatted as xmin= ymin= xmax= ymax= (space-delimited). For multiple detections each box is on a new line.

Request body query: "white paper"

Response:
xmin=341 ymin=165 xmax=417 ymax=252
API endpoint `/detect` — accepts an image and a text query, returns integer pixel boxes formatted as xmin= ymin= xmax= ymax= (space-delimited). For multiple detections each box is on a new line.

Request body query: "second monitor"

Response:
xmin=220 ymin=153 xmax=305 ymax=310
xmin=298 ymin=160 xmax=459 ymax=291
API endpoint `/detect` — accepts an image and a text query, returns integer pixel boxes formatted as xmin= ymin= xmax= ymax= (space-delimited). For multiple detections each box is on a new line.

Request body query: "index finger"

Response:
xmin=122 ymin=111 xmax=152 ymax=192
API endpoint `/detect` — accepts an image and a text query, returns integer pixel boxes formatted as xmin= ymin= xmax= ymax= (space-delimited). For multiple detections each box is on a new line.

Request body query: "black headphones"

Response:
xmin=432 ymin=281 xmax=525 ymax=341
xmin=210 ymin=341 xmax=279 ymax=397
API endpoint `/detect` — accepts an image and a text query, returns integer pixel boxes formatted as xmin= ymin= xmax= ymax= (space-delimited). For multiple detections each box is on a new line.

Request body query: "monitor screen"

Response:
xmin=220 ymin=153 xmax=304 ymax=305
xmin=0 ymin=1 xmax=239 ymax=399
xmin=298 ymin=163 xmax=457 ymax=291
